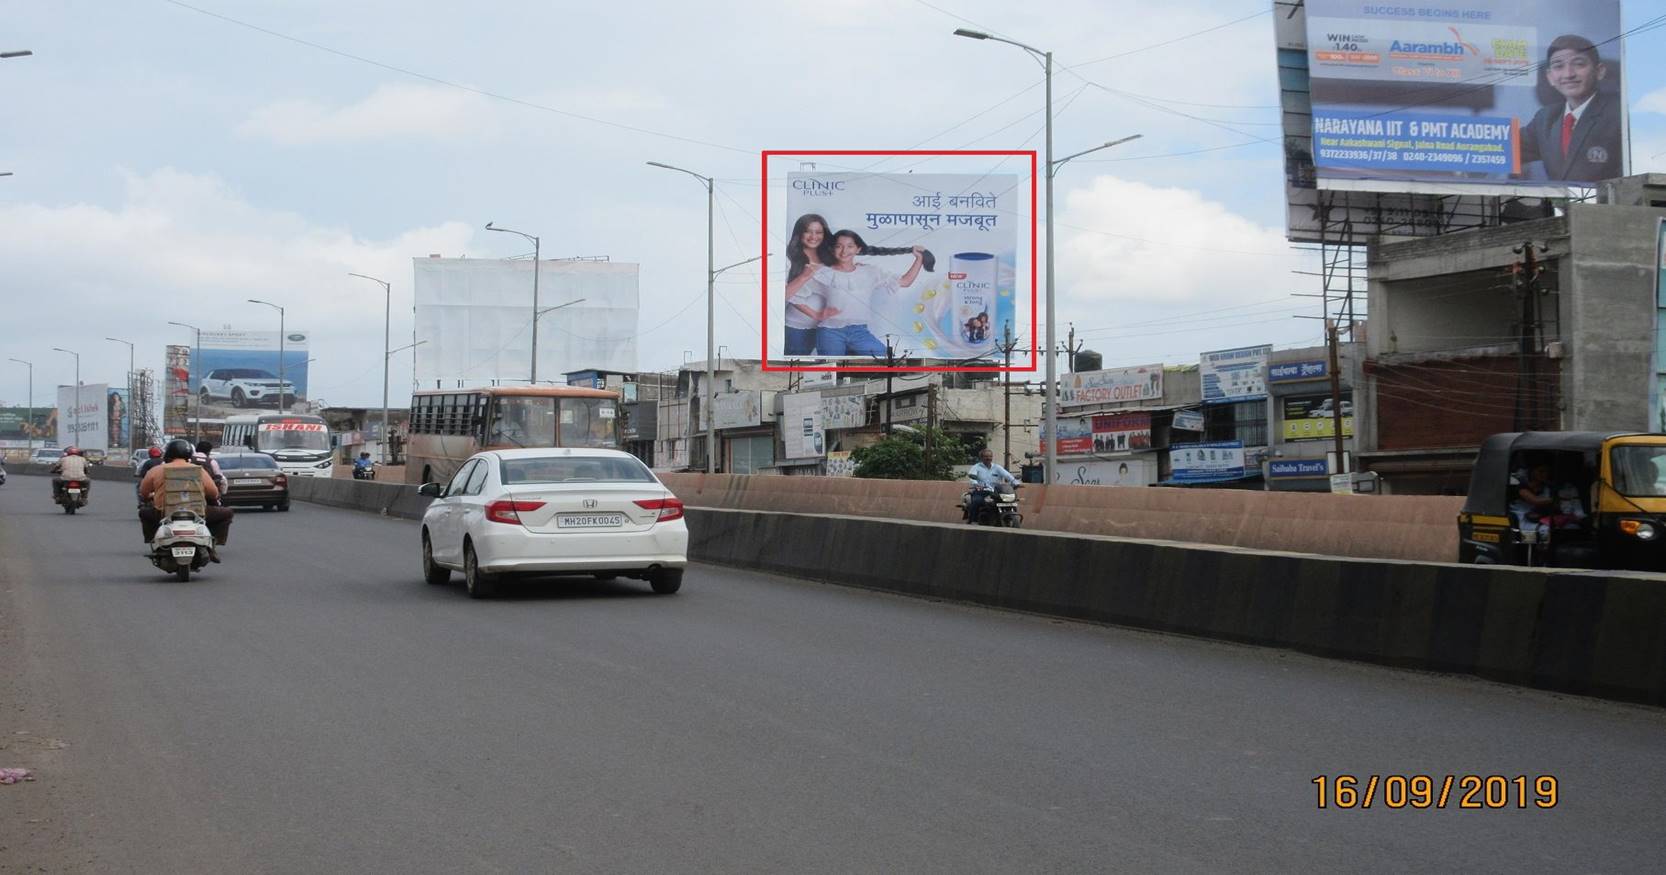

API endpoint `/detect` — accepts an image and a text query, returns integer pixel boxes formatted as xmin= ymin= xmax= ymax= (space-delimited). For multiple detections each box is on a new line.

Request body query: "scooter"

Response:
xmin=961 ymin=485 xmax=1023 ymax=528
xmin=54 ymin=479 xmax=89 ymax=514
xmin=148 ymin=509 xmax=216 ymax=581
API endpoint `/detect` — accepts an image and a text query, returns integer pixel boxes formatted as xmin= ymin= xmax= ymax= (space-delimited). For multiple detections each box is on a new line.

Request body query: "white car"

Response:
xmin=199 ymin=368 xmax=295 ymax=408
xmin=418 ymin=448 xmax=689 ymax=599
xmin=129 ymin=448 xmax=155 ymax=476
xmin=29 ymin=447 xmax=64 ymax=466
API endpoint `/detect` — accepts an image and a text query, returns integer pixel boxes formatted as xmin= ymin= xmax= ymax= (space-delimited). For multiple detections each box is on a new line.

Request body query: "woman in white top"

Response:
xmin=784 ymin=214 xmax=835 ymax=355
xmin=808 ymin=230 xmax=926 ymax=357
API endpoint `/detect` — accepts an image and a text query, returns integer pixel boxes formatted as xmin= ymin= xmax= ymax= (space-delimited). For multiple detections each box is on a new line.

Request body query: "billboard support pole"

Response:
xmin=350 ymin=273 xmax=395 ymax=464
xmin=247 ymin=300 xmax=288 ymax=414
xmin=8 ymin=358 xmax=32 ymax=453
xmin=51 ymin=347 xmax=79 ymax=449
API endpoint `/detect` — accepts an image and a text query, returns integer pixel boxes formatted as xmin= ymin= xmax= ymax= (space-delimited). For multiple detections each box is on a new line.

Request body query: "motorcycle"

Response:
xmin=54 ymin=479 xmax=89 ymax=514
xmin=148 ymin=508 xmax=216 ymax=581
xmin=0 ymin=463 xmax=7 ymax=486
xmin=352 ymin=462 xmax=377 ymax=481
xmin=961 ymin=484 xmax=1023 ymax=528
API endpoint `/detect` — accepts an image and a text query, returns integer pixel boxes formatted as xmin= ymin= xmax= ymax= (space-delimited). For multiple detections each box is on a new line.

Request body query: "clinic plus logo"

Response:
xmin=791 ymin=178 xmax=846 ymax=197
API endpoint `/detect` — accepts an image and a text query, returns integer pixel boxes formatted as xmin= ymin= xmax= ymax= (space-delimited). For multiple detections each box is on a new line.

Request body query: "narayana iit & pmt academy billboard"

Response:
xmin=1306 ymin=0 xmax=1625 ymax=193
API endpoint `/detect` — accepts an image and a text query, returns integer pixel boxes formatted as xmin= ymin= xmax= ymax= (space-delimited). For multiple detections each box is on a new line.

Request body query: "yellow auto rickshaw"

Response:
xmin=1458 ymin=432 xmax=1666 ymax=571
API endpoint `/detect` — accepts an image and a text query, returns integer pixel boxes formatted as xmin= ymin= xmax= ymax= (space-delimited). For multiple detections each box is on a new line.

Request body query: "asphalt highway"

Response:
xmin=2 ymin=475 xmax=1664 ymax=873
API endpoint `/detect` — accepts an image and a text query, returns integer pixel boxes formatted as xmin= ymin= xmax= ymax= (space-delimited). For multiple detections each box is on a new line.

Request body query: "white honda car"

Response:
xmin=418 ymin=448 xmax=689 ymax=599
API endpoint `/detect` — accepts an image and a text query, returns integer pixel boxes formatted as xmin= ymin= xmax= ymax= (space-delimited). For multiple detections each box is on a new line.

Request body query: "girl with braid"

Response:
xmin=806 ymin=229 xmax=926 ymax=357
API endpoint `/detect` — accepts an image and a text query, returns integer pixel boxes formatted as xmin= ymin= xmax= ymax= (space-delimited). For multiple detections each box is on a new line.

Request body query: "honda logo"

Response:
xmin=582 ymin=499 xmax=598 ymax=509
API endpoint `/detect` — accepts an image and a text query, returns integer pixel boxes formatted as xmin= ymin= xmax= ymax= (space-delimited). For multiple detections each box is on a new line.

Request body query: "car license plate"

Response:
xmin=170 ymin=547 xmax=196 ymax=559
xmin=557 ymin=513 xmax=625 ymax=529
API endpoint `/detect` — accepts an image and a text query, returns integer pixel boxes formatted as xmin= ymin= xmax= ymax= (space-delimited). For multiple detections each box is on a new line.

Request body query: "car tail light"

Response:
xmin=633 ymin=497 xmax=685 ymax=522
xmin=485 ymin=499 xmax=545 ymax=525
xmin=274 ymin=474 xmax=288 ymax=487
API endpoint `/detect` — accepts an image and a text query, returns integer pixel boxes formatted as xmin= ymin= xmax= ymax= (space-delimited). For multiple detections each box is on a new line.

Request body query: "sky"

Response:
xmin=3 ymin=0 xmax=1666 ymax=411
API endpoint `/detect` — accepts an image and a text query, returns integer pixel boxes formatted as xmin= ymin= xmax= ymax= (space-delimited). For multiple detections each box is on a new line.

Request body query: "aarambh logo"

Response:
xmin=791 ymin=179 xmax=846 ymax=197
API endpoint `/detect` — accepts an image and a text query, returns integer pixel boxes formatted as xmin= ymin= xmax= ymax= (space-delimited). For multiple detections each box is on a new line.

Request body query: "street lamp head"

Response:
xmin=485 ymin=221 xmax=495 ymax=230
xmin=645 ymin=161 xmax=673 ymax=169
xmin=953 ymin=28 xmax=990 ymax=39
xmin=0 ymin=50 xmax=32 ymax=59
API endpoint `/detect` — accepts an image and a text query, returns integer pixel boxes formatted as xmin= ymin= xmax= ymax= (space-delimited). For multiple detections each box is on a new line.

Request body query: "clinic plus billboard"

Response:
xmin=1306 ymin=0 xmax=1625 ymax=193
xmin=775 ymin=173 xmax=1020 ymax=361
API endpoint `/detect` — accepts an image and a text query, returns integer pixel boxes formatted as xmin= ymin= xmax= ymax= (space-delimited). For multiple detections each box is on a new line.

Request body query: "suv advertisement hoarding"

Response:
xmin=193 ymin=330 xmax=310 ymax=419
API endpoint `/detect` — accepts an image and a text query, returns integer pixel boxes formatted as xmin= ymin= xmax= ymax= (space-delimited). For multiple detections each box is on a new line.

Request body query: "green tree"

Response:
xmin=850 ymin=427 xmax=966 ymax=480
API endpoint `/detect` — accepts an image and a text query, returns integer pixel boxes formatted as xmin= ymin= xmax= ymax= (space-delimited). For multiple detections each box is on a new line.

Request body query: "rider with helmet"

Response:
xmin=51 ymin=446 xmax=92 ymax=501
xmin=137 ymin=439 xmax=234 ymax=559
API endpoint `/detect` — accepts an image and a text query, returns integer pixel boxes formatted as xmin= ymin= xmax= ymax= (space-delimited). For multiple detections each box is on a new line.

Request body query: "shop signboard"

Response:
xmin=1282 ymin=392 xmax=1355 ymax=441
xmin=1060 ymin=365 xmax=1163 ymax=407
xmin=1170 ymin=441 xmax=1245 ymax=484
xmin=1090 ymin=412 xmax=1152 ymax=453
xmin=780 ymin=392 xmax=825 ymax=459
xmin=1268 ymin=360 xmax=1327 ymax=383
xmin=1201 ymin=345 xmax=1271 ymax=403
xmin=1054 ymin=416 xmax=1093 ymax=455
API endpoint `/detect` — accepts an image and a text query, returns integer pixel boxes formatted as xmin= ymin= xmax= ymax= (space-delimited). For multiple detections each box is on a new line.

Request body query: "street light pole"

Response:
xmin=954 ymin=28 xmax=1141 ymax=484
xmin=248 ymin=299 xmax=287 ymax=412
xmin=7 ymin=358 xmax=32 ymax=453
xmin=106 ymin=336 xmax=135 ymax=453
xmin=168 ymin=321 xmax=203 ymax=440
xmin=51 ymin=347 xmax=80 ymax=449
xmin=646 ymin=161 xmax=718 ymax=473
xmin=350 ymin=273 xmax=395 ymax=463
xmin=484 ymin=223 xmax=543 ymax=384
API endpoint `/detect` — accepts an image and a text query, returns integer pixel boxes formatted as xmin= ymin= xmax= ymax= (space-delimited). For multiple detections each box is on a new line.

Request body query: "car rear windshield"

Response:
xmin=217 ymin=455 xmax=279 ymax=470
xmin=500 ymin=456 xmax=655 ymax=484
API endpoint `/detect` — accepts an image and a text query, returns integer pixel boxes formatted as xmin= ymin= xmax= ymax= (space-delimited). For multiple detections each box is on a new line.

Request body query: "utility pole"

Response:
xmin=1511 ymin=242 xmax=1544 ymax=432
xmin=925 ymin=383 xmax=937 ymax=465
xmin=1002 ymin=322 xmax=1014 ymax=469
xmin=1326 ymin=319 xmax=1346 ymax=475
xmin=884 ymin=335 xmax=895 ymax=436
xmin=1066 ymin=322 xmax=1078 ymax=373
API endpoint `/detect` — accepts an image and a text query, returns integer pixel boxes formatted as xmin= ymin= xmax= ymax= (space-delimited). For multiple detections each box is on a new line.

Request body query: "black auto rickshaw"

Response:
xmin=1458 ymin=432 xmax=1666 ymax=571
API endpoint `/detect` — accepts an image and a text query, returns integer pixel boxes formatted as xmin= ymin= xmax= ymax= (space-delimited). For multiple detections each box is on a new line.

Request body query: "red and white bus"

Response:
xmin=405 ymin=386 xmax=623 ymax=485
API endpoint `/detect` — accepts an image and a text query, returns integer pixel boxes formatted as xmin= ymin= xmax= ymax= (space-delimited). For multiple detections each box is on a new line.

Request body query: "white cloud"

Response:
xmin=0 ymin=169 xmax=475 ymax=404
xmin=1637 ymin=86 xmax=1666 ymax=116
xmin=236 ymin=83 xmax=499 ymax=146
xmin=1056 ymin=175 xmax=1291 ymax=304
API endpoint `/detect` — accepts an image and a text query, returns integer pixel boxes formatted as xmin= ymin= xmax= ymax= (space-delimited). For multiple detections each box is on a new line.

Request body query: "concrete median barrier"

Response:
xmin=267 ymin=475 xmax=1665 ymax=706
xmin=659 ymin=473 xmax=1464 ymax=564
xmin=681 ymin=507 xmax=1666 ymax=707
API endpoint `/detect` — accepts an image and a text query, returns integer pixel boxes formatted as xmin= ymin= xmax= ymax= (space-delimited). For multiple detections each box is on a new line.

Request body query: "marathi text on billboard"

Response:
xmin=1201 ymin=345 xmax=1271 ymax=403
xmin=1306 ymin=0 xmax=1626 ymax=192
xmin=1060 ymin=365 xmax=1163 ymax=407
xmin=777 ymin=173 xmax=1020 ymax=361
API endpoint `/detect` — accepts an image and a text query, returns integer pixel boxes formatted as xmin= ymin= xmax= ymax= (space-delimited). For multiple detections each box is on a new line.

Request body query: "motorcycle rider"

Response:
xmin=138 ymin=439 xmax=234 ymax=561
xmin=965 ymin=447 xmax=1019 ymax=523
xmin=353 ymin=451 xmax=375 ymax=479
xmin=50 ymin=446 xmax=92 ymax=501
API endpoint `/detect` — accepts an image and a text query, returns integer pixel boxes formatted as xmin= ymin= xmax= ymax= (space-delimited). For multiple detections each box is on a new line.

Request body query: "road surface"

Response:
xmin=2 ymin=475 xmax=1663 ymax=872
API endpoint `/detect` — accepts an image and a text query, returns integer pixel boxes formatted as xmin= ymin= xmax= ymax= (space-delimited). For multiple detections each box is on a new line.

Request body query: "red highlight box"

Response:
xmin=759 ymin=149 xmax=1038 ymax=373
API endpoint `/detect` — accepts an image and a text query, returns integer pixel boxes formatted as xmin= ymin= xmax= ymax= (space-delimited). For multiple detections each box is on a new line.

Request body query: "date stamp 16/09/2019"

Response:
xmin=1313 ymin=775 xmax=1559 ymax=810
